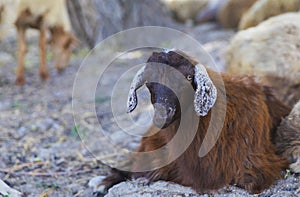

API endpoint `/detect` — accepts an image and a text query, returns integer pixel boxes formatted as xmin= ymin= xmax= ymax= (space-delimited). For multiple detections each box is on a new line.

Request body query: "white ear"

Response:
xmin=193 ymin=64 xmax=217 ymax=116
xmin=127 ymin=66 xmax=146 ymax=113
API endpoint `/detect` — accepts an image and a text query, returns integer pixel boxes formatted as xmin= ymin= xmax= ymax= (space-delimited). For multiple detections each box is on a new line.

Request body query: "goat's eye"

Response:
xmin=187 ymin=75 xmax=193 ymax=81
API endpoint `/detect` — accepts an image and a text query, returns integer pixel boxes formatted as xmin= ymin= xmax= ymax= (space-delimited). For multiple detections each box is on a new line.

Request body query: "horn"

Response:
xmin=127 ymin=66 xmax=146 ymax=113
xmin=194 ymin=64 xmax=217 ymax=116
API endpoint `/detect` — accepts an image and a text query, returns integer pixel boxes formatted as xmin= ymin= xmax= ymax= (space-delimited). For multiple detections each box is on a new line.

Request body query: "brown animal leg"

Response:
xmin=16 ymin=26 xmax=27 ymax=86
xmin=39 ymin=28 xmax=49 ymax=80
xmin=95 ymin=168 xmax=131 ymax=196
xmin=236 ymin=153 xmax=287 ymax=194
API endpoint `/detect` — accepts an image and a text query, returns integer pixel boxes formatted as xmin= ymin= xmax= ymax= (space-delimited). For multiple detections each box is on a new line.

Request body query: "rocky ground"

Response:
xmin=0 ymin=23 xmax=299 ymax=197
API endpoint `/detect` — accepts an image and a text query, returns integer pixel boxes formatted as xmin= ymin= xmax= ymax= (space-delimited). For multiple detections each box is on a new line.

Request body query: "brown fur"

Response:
xmin=14 ymin=8 xmax=77 ymax=86
xmin=99 ymin=51 xmax=291 ymax=195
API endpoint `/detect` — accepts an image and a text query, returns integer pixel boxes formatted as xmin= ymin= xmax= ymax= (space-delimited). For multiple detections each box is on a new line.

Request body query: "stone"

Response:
xmin=218 ymin=0 xmax=258 ymax=28
xmin=161 ymin=0 xmax=209 ymax=22
xmin=196 ymin=0 xmax=257 ymax=28
xmin=226 ymin=13 xmax=300 ymax=107
xmin=0 ymin=179 xmax=22 ymax=197
xmin=239 ymin=0 xmax=300 ymax=30
xmin=105 ymin=178 xmax=198 ymax=197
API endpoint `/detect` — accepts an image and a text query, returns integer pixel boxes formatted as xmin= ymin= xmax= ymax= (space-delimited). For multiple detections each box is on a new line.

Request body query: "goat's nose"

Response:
xmin=167 ymin=107 xmax=175 ymax=118
xmin=152 ymin=103 xmax=176 ymax=128
xmin=153 ymin=103 xmax=168 ymax=119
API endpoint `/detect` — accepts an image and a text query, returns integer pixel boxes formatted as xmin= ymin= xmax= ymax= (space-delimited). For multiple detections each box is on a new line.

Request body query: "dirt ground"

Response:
xmin=0 ymin=24 xmax=299 ymax=197
xmin=0 ymin=33 xmax=106 ymax=196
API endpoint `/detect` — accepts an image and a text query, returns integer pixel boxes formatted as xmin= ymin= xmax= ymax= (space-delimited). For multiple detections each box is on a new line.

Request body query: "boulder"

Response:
xmin=217 ymin=0 xmax=258 ymax=28
xmin=226 ymin=13 xmax=300 ymax=107
xmin=196 ymin=0 xmax=257 ymax=28
xmin=67 ymin=0 xmax=179 ymax=47
xmin=96 ymin=175 xmax=300 ymax=196
xmin=239 ymin=0 xmax=300 ymax=30
xmin=106 ymin=178 xmax=198 ymax=197
xmin=161 ymin=0 xmax=208 ymax=22
xmin=275 ymin=101 xmax=300 ymax=173
xmin=0 ymin=179 xmax=22 ymax=197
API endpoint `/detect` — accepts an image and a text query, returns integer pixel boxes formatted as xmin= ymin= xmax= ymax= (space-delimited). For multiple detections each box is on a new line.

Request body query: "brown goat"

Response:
xmin=97 ymin=50 xmax=291 ymax=195
xmin=14 ymin=0 xmax=78 ymax=85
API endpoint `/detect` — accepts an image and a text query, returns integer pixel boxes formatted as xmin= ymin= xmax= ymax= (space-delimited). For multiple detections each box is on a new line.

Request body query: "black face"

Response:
xmin=144 ymin=51 xmax=196 ymax=128
xmin=146 ymin=82 xmax=179 ymax=128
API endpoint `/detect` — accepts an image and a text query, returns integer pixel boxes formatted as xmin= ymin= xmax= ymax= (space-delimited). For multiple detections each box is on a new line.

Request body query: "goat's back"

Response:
xmin=17 ymin=0 xmax=71 ymax=31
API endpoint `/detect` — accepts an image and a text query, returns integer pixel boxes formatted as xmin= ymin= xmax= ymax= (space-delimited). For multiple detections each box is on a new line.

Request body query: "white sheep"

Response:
xmin=15 ymin=0 xmax=78 ymax=85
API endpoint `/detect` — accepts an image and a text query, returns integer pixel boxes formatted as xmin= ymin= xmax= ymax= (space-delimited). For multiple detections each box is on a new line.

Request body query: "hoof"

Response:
xmin=39 ymin=70 xmax=49 ymax=81
xmin=93 ymin=190 xmax=106 ymax=197
xmin=56 ymin=67 xmax=65 ymax=73
xmin=88 ymin=176 xmax=107 ymax=196
xmin=15 ymin=76 xmax=25 ymax=86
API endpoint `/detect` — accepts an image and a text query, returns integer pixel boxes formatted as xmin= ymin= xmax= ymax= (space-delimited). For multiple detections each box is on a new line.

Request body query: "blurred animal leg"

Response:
xmin=39 ymin=28 xmax=49 ymax=80
xmin=15 ymin=26 xmax=27 ymax=86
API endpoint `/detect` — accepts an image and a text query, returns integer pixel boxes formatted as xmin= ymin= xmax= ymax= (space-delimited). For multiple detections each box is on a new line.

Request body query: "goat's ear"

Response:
xmin=127 ymin=66 xmax=146 ymax=113
xmin=70 ymin=34 xmax=80 ymax=48
xmin=64 ymin=34 xmax=79 ymax=50
xmin=193 ymin=64 xmax=217 ymax=116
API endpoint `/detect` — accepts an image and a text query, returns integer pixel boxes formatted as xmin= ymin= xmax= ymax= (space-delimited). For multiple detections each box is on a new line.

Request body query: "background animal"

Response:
xmin=15 ymin=0 xmax=78 ymax=85
xmin=96 ymin=50 xmax=291 ymax=195
xmin=275 ymin=101 xmax=300 ymax=173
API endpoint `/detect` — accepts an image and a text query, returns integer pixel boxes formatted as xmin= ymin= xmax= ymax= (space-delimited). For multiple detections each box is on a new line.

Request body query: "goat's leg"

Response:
xmin=236 ymin=153 xmax=288 ymax=194
xmin=15 ymin=26 xmax=27 ymax=85
xmin=92 ymin=156 xmax=164 ymax=196
xmin=92 ymin=168 xmax=131 ymax=196
xmin=39 ymin=28 xmax=49 ymax=80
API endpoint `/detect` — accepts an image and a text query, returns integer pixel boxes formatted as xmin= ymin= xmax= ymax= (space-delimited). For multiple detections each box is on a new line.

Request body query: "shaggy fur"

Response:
xmin=98 ymin=51 xmax=291 ymax=195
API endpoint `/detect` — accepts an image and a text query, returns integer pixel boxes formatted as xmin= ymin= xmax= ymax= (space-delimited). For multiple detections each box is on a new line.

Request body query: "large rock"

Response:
xmin=0 ymin=179 xmax=22 ymax=197
xmin=226 ymin=13 xmax=300 ymax=107
xmin=275 ymin=101 xmax=300 ymax=173
xmin=218 ymin=0 xmax=258 ymax=28
xmin=105 ymin=178 xmax=198 ymax=197
xmin=161 ymin=0 xmax=208 ymax=22
xmin=67 ymin=0 xmax=179 ymax=48
xmin=196 ymin=0 xmax=257 ymax=28
xmin=239 ymin=0 xmax=300 ymax=30
xmin=95 ymin=176 xmax=300 ymax=196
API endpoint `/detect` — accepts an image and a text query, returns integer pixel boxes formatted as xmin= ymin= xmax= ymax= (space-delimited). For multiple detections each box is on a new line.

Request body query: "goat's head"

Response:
xmin=49 ymin=26 xmax=78 ymax=71
xmin=127 ymin=50 xmax=217 ymax=128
